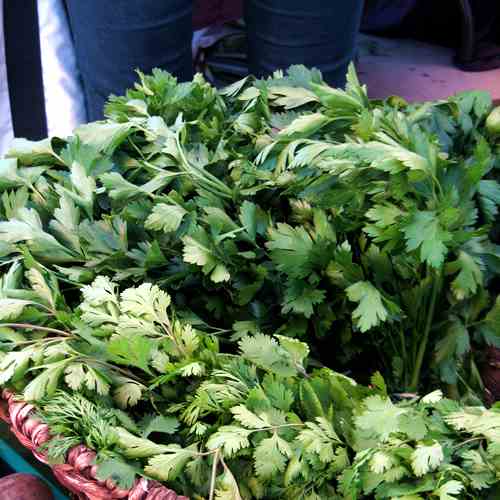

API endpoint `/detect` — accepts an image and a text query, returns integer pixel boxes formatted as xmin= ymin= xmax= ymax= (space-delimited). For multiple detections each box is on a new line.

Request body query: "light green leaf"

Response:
xmin=6 ymin=138 xmax=58 ymax=165
xmin=355 ymin=395 xmax=406 ymax=441
xmin=115 ymin=427 xmax=171 ymax=458
xmin=446 ymin=251 xmax=483 ymax=300
xmin=231 ymin=405 xmax=268 ymax=429
xmin=23 ymin=360 xmax=68 ymax=401
xmin=0 ymin=298 xmax=36 ymax=320
xmin=114 ymin=382 xmax=143 ymax=409
xmin=74 ymin=121 xmax=133 ymax=154
xmin=145 ymin=203 xmax=187 ymax=233
xmin=108 ymin=335 xmax=154 ymax=374
xmin=64 ymin=362 xmax=86 ymax=390
xmin=346 ymin=281 xmax=389 ymax=332
xmin=435 ymin=480 xmax=464 ymax=500
xmin=0 ymin=159 xmax=45 ymax=190
xmin=26 ymin=268 xmax=55 ymax=310
xmin=254 ymin=433 xmax=291 ymax=479
xmin=145 ymin=446 xmax=195 ymax=481
xmin=369 ymin=451 xmax=394 ymax=474
xmin=411 ymin=442 xmax=444 ymax=476
xmin=206 ymin=425 xmax=251 ymax=457
xmin=120 ymin=282 xmax=171 ymax=324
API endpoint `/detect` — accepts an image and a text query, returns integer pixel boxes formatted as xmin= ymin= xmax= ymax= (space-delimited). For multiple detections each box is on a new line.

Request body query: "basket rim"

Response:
xmin=0 ymin=389 xmax=188 ymax=500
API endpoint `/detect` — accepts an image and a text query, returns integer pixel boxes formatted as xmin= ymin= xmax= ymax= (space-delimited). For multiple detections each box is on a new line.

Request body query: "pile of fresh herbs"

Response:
xmin=0 ymin=65 xmax=499 ymax=498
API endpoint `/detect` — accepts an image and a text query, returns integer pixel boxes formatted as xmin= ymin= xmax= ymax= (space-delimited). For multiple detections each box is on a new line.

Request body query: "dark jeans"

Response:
xmin=65 ymin=0 xmax=365 ymax=121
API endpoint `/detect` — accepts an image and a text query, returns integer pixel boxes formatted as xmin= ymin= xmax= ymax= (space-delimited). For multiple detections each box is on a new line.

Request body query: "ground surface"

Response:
xmin=358 ymin=34 xmax=500 ymax=103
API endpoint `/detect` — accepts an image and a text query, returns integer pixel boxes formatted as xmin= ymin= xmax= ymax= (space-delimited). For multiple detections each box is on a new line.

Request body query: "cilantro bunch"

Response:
xmin=1 ymin=273 xmax=499 ymax=499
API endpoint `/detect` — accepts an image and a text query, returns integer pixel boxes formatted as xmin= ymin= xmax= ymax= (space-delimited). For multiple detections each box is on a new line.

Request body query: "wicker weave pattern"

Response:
xmin=0 ymin=389 xmax=189 ymax=500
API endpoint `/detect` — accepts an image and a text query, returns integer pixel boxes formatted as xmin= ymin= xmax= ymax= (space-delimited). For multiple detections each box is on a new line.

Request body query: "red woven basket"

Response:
xmin=0 ymin=389 xmax=188 ymax=500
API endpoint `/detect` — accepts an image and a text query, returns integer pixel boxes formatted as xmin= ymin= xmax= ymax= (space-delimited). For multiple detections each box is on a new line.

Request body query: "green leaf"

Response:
xmin=64 ymin=362 xmax=86 ymax=390
xmin=25 ymin=268 xmax=56 ymax=309
xmin=369 ymin=451 xmax=395 ymax=474
xmin=276 ymin=335 xmax=309 ymax=371
xmin=120 ymin=282 xmax=171 ymax=324
xmin=206 ymin=426 xmax=251 ymax=457
xmin=445 ymin=408 xmax=500 ymax=441
xmin=0 ymin=298 xmax=37 ymax=320
xmin=0 ymin=214 xmax=78 ymax=263
xmin=346 ymin=281 xmax=389 ymax=332
xmin=50 ymin=194 xmax=82 ymax=253
xmin=145 ymin=203 xmax=187 ymax=233
xmin=239 ymin=334 xmax=297 ymax=377
xmin=115 ymin=427 xmax=171 ymax=458
xmin=140 ymin=415 xmax=180 ymax=438
xmin=267 ymin=224 xmax=317 ymax=279
xmin=370 ymin=372 xmax=388 ymax=396
xmin=215 ymin=461 xmax=243 ymax=500
xmin=355 ymin=395 xmax=405 ymax=441
xmin=0 ymin=159 xmax=45 ymax=191
xmin=446 ymin=251 xmax=483 ymax=300
xmin=365 ymin=203 xmax=404 ymax=228
xmin=107 ymin=335 xmax=154 ymax=374
xmin=477 ymin=180 xmax=500 ymax=223
xmin=435 ymin=480 xmax=464 ymax=500
xmin=254 ymin=433 xmax=291 ymax=479
xmin=57 ymin=160 xmax=96 ymax=216
xmin=182 ymin=227 xmax=230 ymax=283
xmin=0 ymin=349 xmax=35 ymax=384
xmin=145 ymin=445 xmax=195 ymax=481
xmin=282 ymin=280 xmax=326 ymax=318
xmin=268 ymin=86 xmax=319 ymax=109
xmin=6 ymin=138 xmax=58 ymax=165
xmin=23 ymin=360 xmax=68 ymax=401
xmin=403 ymin=211 xmax=451 ymax=268
xmin=114 ymin=382 xmax=143 ymax=409
xmin=478 ymin=296 xmax=500 ymax=347
xmin=434 ymin=318 xmax=470 ymax=384
xmin=296 ymin=417 xmax=341 ymax=462
xmin=277 ymin=113 xmax=330 ymax=139
xmin=231 ymin=405 xmax=268 ymax=429
xmin=74 ymin=122 xmax=133 ymax=154
xmin=411 ymin=441 xmax=444 ymax=476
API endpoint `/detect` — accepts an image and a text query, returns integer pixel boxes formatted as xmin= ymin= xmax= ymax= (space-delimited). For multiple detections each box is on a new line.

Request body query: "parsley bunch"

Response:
xmin=0 ymin=65 xmax=498 ymax=397
xmin=0 ymin=272 xmax=499 ymax=498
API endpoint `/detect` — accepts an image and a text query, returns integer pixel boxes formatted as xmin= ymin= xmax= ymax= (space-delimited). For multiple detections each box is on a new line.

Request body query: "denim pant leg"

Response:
xmin=244 ymin=0 xmax=365 ymax=87
xmin=65 ymin=0 xmax=193 ymax=121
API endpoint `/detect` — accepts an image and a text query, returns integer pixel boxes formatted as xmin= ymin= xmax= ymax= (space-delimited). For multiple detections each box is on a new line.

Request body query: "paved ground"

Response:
xmin=358 ymin=34 xmax=500 ymax=104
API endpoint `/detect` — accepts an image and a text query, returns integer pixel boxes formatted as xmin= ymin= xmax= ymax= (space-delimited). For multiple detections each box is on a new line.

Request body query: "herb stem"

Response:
xmin=0 ymin=323 xmax=71 ymax=337
xmin=209 ymin=448 xmax=220 ymax=500
xmin=409 ymin=269 xmax=442 ymax=392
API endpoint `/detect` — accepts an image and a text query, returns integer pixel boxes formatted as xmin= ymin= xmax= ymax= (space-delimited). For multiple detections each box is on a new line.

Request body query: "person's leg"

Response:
xmin=65 ymin=0 xmax=193 ymax=121
xmin=244 ymin=0 xmax=365 ymax=87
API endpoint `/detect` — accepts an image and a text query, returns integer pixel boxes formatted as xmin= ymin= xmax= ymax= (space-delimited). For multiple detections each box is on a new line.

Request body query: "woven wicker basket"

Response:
xmin=0 ymin=390 xmax=188 ymax=500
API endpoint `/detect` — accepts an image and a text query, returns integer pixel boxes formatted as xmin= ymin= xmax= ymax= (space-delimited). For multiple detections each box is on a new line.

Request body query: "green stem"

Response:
xmin=208 ymin=448 xmax=220 ymax=500
xmin=398 ymin=327 xmax=408 ymax=388
xmin=0 ymin=323 xmax=71 ymax=337
xmin=409 ymin=270 xmax=442 ymax=392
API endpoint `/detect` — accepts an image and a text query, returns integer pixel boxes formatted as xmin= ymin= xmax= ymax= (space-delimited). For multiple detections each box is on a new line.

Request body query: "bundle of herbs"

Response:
xmin=0 ymin=65 xmax=498 ymax=395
